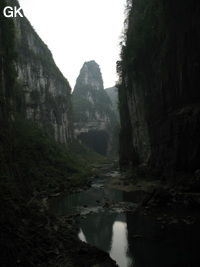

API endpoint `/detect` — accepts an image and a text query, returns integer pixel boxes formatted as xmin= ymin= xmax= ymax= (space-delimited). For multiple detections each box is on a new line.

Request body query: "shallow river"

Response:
xmin=49 ymin=164 xmax=200 ymax=267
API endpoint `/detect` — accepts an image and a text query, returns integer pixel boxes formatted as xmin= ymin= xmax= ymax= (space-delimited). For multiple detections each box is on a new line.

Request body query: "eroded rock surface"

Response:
xmin=73 ymin=61 xmax=118 ymax=156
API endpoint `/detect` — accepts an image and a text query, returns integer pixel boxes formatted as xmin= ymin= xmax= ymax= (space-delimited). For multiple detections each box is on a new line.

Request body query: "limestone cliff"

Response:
xmin=105 ymin=86 xmax=119 ymax=122
xmin=73 ymin=61 xmax=118 ymax=156
xmin=118 ymin=0 xmax=200 ymax=181
xmin=11 ymin=0 xmax=73 ymax=144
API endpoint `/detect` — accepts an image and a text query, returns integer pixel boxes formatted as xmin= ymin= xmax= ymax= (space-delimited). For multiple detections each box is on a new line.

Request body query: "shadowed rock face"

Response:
xmin=78 ymin=130 xmax=109 ymax=156
xmin=118 ymin=0 xmax=200 ymax=181
xmin=105 ymin=86 xmax=120 ymax=122
xmin=73 ymin=60 xmax=118 ymax=156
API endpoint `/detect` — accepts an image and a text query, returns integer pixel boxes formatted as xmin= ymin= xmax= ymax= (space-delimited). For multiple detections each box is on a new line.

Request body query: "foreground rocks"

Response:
xmin=106 ymin=167 xmax=200 ymax=229
xmin=0 ymin=174 xmax=118 ymax=267
xmin=0 ymin=199 xmax=118 ymax=267
xmin=43 ymin=214 xmax=118 ymax=267
xmin=4 ymin=164 xmax=198 ymax=267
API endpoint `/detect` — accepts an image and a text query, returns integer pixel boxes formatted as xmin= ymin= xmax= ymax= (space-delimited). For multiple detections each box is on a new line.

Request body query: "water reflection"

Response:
xmin=126 ymin=210 xmax=200 ymax=267
xmin=49 ymin=187 xmax=124 ymax=216
xmin=78 ymin=213 xmax=134 ymax=267
xmin=109 ymin=214 xmax=134 ymax=267
xmin=49 ymin=176 xmax=200 ymax=267
xmin=79 ymin=212 xmax=117 ymax=252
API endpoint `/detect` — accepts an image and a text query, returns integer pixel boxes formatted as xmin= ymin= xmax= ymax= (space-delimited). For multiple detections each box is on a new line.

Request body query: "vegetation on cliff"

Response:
xmin=105 ymin=86 xmax=120 ymax=122
xmin=0 ymin=0 xmax=93 ymax=198
xmin=72 ymin=61 xmax=119 ymax=156
xmin=73 ymin=61 xmax=112 ymax=123
xmin=0 ymin=3 xmax=107 ymax=265
xmin=73 ymin=84 xmax=115 ymax=123
xmin=117 ymin=0 xmax=200 ymax=180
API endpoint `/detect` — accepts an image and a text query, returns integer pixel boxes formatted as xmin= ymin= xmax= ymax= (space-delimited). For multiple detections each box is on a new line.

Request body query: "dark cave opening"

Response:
xmin=77 ymin=130 xmax=109 ymax=156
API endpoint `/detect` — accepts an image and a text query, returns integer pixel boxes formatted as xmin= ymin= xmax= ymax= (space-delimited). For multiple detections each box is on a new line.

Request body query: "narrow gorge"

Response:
xmin=1 ymin=0 xmax=200 ymax=266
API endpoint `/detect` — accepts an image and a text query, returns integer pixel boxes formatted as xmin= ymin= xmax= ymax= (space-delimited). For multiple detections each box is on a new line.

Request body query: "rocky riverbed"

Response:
xmin=106 ymin=166 xmax=200 ymax=226
xmin=47 ymin=163 xmax=200 ymax=266
xmin=6 ymin=162 xmax=197 ymax=267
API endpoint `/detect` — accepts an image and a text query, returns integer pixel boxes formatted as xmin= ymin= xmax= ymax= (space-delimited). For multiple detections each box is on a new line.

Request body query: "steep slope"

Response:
xmin=118 ymin=0 xmax=200 ymax=181
xmin=11 ymin=0 xmax=73 ymax=145
xmin=0 ymin=3 xmax=118 ymax=266
xmin=105 ymin=86 xmax=119 ymax=122
xmin=73 ymin=61 xmax=118 ymax=156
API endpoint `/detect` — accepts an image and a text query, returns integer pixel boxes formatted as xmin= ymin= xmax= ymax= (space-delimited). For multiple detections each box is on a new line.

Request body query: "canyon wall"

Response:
xmin=105 ymin=86 xmax=120 ymax=122
xmin=118 ymin=0 xmax=200 ymax=181
xmin=12 ymin=0 xmax=73 ymax=144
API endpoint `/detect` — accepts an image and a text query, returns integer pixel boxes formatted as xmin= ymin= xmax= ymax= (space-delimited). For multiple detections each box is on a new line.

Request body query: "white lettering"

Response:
xmin=3 ymin=6 xmax=24 ymax=17
xmin=3 ymin=6 xmax=13 ymax=17
xmin=14 ymin=7 xmax=23 ymax=17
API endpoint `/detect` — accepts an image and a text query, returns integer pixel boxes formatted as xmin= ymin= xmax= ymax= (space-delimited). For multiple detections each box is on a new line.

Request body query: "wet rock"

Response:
xmin=169 ymin=219 xmax=179 ymax=224
xmin=73 ymin=242 xmax=118 ymax=267
xmin=142 ymin=187 xmax=172 ymax=206
xmin=103 ymin=202 xmax=110 ymax=208
xmin=154 ymin=187 xmax=172 ymax=204
xmin=49 ymin=192 xmax=61 ymax=198
xmin=137 ymin=163 xmax=148 ymax=177
xmin=182 ymin=219 xmax=194 ymax=225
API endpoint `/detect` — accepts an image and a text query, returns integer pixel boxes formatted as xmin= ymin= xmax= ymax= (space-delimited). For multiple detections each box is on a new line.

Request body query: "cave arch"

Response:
xmin=77 ymin=130 xmax=109 ymax=156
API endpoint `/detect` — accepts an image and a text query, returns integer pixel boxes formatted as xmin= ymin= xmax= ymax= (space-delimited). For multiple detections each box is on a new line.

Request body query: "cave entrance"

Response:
xmin=78 ymin=130 xmax=109 ymax=156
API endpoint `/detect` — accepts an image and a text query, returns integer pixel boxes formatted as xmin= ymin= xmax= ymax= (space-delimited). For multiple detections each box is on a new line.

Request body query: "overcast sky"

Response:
xmin=18 ymin=0 xmax=126 ymax=90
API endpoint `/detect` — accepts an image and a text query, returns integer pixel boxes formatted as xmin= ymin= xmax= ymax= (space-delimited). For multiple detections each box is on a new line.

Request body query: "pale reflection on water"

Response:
xmin=78 ymin=229 xmax=86 ymax=242
xmin=109 ymin=220 xmax=134 ymax=267
xmin=78 ymin=213 xmax=134 ymax=267
xmin=49 ymin=178 xmax=200 ymax=267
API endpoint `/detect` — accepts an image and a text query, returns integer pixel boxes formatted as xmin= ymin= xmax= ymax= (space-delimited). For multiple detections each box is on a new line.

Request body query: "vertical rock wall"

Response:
xmin=105 ymin=86 xmax=120 ymax=122
xmin=118 ymin=0 xmax=200 ymax=180
xmin=12 ymin=0 xmax=73 ymax=144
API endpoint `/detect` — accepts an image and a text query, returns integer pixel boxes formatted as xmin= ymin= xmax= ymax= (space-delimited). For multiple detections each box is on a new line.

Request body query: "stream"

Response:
xmin=49 ymin=163 xmax=200 ymax=267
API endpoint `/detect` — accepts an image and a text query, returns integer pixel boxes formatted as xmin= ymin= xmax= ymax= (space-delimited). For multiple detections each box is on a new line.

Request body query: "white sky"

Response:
xmin=18 ymin=0 xmax=126 ymax=90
